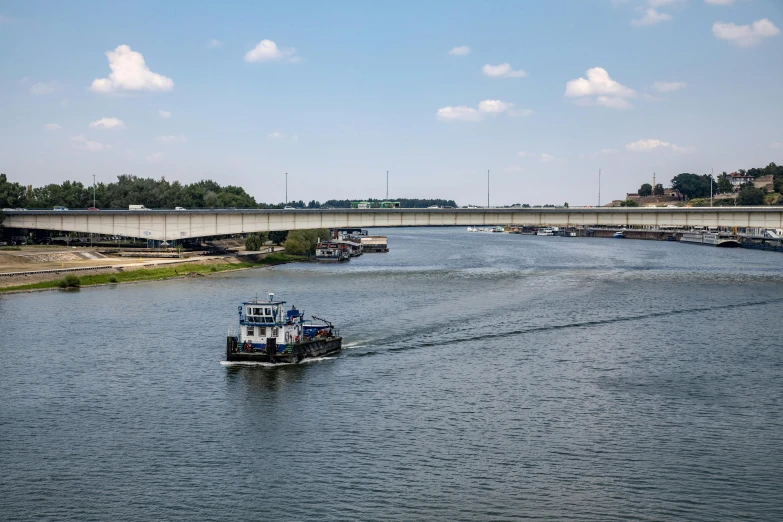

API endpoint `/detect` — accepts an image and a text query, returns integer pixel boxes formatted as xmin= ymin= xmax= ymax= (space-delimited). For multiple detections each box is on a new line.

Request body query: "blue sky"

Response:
xmin=1 ymin=0 xmax=781 ymax=206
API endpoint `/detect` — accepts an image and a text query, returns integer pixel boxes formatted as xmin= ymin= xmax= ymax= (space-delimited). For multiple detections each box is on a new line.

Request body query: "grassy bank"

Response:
xmin=0 ymin=252 xmax=306 ymax=294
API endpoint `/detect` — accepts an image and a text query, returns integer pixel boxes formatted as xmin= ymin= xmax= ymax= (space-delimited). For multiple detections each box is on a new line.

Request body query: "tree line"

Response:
xmin=0 ymin=173 xmax=457 ymax=210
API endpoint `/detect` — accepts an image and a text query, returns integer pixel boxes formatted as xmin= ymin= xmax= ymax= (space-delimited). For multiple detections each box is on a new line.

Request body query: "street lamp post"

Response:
xmin=91 ymin=174 xmax=96 ymax=247
xmin=487 ymin=169 xmax=490 ymax=208
xmin=710 ymin=168 xmax=713 ymax=207
xmin=285 ymin=172 xmax=288 ymax=205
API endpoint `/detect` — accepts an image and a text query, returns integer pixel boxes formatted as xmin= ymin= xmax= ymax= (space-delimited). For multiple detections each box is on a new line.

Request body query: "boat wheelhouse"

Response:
xmin=226 ymin=293 xmax=342 ymax=363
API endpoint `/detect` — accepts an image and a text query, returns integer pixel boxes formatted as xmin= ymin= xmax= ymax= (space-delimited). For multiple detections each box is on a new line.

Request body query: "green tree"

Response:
xmin=653 ymin=184 xmax=664 ymax=196
xmin=245 ymin=233 xmax=266 ymax=251
xmin=620 ymin=199 xmax=639 ymax=207
xmin=638 ymin=183 xmax=652 ymax=197
xmin=736 ymin=186 xmax=765 ymax=206
xmin=268 ymin=230 xmax=289 ymax=245
xmin=284 ymin=228 xmax=330 ymax=255
xmin=670 ymin=173 xmax=716 ymax=200
xmin=717 ymin=173 xmax=733 ymax=194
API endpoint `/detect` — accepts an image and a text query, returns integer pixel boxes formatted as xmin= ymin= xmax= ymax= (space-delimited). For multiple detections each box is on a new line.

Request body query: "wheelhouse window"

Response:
xmin=247 ymin=326 xmax=255 ymax=336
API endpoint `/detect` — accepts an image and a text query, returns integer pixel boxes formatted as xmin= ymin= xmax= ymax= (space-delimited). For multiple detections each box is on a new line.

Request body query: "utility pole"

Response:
xmin=487 ymin=169 xmax=490 ymax=208
xmin=92 ymin=174 xmax=96 ymax=248
xmin=285 ymin=173 xmax=288 ymax=205
xmin=598 ymin=168 xmax=601 ymax=207
xmin=710 ymin=168 xmax=714 ymax=207
xmin=386 ymin=170 xmax=389 ymax=200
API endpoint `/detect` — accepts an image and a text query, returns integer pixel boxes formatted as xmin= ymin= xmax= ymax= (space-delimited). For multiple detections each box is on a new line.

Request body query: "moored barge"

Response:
xmin=226 ymin=293 xmax=342 ymax=363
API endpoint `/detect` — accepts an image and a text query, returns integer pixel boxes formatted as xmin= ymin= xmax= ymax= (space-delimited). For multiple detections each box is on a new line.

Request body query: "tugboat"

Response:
xmin=226 ymin=293 xmax=342 ymax=363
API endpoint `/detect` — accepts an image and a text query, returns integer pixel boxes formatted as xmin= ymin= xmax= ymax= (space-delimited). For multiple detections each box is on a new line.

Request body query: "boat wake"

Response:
xmin=219 ymin=356 xmax=335 ymax=368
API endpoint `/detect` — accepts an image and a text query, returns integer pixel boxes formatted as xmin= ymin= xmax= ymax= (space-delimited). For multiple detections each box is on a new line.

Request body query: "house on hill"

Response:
xmin=728 ymin=172 xmax=754 ymax=190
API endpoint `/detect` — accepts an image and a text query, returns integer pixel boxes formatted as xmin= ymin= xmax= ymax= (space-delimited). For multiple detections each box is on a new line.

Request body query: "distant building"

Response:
xmin=728 ymin=172 xmax=754 ymax=190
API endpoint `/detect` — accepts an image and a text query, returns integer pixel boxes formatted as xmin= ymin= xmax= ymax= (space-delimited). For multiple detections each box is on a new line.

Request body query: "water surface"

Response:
xmin=2 ymin=228 xmax=782 ymax=521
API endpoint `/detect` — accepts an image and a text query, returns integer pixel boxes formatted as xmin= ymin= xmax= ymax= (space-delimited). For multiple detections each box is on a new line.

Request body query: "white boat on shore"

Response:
xmin=680 ymin=231 xmax=740 ymax=247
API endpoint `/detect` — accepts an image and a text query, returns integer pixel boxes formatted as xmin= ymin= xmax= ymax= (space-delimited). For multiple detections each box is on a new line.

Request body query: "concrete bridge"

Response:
xmin=2 ymin=207 xmax=782 ymax=241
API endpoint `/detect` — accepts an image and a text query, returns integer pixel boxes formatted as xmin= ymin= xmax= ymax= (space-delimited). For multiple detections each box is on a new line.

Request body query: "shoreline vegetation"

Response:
xmin=0 ymin=252 xmax=305 ymax=295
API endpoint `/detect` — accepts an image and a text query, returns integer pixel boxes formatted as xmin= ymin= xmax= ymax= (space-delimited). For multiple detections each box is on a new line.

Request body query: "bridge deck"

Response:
xmin=3 ymin=207 xmax=781 ymax=241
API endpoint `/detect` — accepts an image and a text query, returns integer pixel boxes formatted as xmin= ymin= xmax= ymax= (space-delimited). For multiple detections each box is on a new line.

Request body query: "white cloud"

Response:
xmin=437 ymin=99 xmax=522 ymax=121
xmin=712 ymin=19 xmax=780 ymax=47
xmin=90 ymin=45 xmax=174 ymax=93
xmin=651 ymin=81 xmax=687 ymax=92
xmin=436 ymin=106 xmax=481 ymax=121
xmin=30 ymin=81 xmax=58 ymax=95
xmin=158 ymin=109 xmax=171 ymax=119
xmin=206 ymin=38 xmax=222 ymax=48
xmin=565 ymin=67 xmax=635 ymax=98
xmin=155 ymin=135 xmax=186 ymax=144
xmin=631 ymin=8 xmax=672 ymax=27
xmin=565 ymin=67 xmax=635 ymax=108
xmin=478 ymin=99 xmax=513 ymax=113
xmin=89 ymin=117 xmax=125 ymax=130
xmin=42 ymin=123 xmax=61 ymax=131
xmin=599 ymin=148 xmax=619 ymax=154
xmin=705 ymin=0 xmax=734 ymax=5
xmin=267 ymin=131 xmax=285 ymax=139
xmin=648 ymin=0 xmax=680 ymax=6
xmin=626 ymin=138 xmax=687 ymax=152
xmin=71 ymin=135 xmax=110 ymax=151
xmin=518 ymin=151 xmax=561 ymax=162
xmin=244 ymin=39 xmax=298 ymax=62
xmin=449 ymin=46 xmax=471 ymax=56
xmin=482 ymin=63 xmax=527 ymax=78
xmin=19 ymin=76 xmax=29 ymax=85
xmin=147 ymin=152 xmax=165 ymax=162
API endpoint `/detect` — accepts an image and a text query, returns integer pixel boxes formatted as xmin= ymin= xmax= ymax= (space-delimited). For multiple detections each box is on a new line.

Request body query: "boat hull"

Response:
xmin=226 ymin=336 xmax=342 ymax=363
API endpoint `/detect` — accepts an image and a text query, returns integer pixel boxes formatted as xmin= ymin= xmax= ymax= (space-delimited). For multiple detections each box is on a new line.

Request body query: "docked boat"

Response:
xmin=613 ymin=230 xmax=625 ymax=238
xmin=226 ymin=293 xmax=342 ymax=363
xmin=536 ymin=227 xmax=555 ymax=236
xmin=315 ymin=241 xmax=350 ymax=262
xmin=680 ymin=230 xmax=740 ymax=247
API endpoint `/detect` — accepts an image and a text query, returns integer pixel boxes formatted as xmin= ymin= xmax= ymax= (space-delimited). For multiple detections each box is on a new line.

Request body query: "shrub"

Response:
xmin=63 ymin=274 xmax=80 ymax=287
xmin=209 ymin=265 xmax=217 ymax=272
xmin=108 ymin=275 xmax=118 ymax=283
xmin=57 ymin=279 xmax=68 ymax=288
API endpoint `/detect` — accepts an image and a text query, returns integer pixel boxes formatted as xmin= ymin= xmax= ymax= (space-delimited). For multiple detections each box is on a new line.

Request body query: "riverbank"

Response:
xmin=0 ymin=252 xmax=306 ymax=294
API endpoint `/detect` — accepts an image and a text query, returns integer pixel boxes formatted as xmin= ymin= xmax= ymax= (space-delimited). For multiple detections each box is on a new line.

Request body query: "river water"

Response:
xmin=2 ymin=228 xmax=782 ymax=521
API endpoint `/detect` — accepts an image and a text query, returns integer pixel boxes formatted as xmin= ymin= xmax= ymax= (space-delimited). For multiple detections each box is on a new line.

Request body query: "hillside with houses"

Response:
xmin=612 ymin=162 xmax=783 ymax=207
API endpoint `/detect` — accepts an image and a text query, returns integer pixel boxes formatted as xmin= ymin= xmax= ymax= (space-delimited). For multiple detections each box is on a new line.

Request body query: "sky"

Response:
xmin=0 ymin=0 xmax=781 ymax=206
